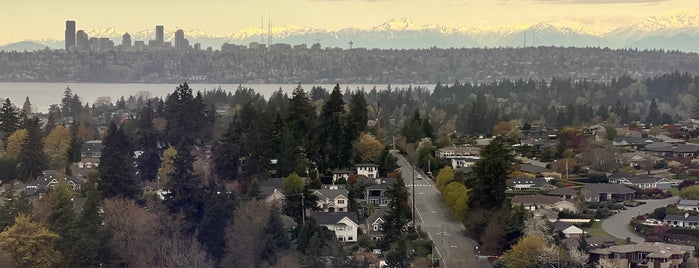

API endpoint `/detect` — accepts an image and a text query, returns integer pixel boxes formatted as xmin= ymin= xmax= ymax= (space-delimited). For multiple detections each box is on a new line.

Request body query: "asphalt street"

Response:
xmin=601 ymin=196 xmax=679 ymax=243
xmin=391 ymin=150 xmax=491 ymax=268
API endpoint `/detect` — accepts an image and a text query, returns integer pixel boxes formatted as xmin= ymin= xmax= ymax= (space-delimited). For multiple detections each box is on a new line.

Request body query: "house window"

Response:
xmin=373 ymin=225 xmax=379 ymax=231
xmin=348 ymin=236 xmax=354 ymax=241
xmin=337 ymin=226 xmax=344 ymax=231
xmin=338 ymin=200 xmax=345 ymax=204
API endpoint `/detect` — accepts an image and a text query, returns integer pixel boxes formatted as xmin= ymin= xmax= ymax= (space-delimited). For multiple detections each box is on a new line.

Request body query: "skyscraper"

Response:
xmin=76 ymin=30 xmax=89 ymax=50
xmin=155 ymin=25 xmax=164 ymax=45
xmin=122 ymin=32 xmax=132 ymax=48
xmin=174 ymin=29 xmax=189 ymax=50
xmin=65 ymin=20 xmax=76 ymax=50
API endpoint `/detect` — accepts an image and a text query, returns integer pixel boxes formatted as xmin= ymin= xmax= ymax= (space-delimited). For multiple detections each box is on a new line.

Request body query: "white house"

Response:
xmin=312 ymin=184 xmax=349 ymax=212
xmin=677 ymin=199 xmax=699 ymax=212
xmin=664 ymin=213 xmax=699 ymax=229
xmin=314 ymin=212 xmax=359 ymax=242
xmin=551 ymin=221 xmax=585 ymax=238
xmin=331 ymin=170 xmax=354 ymax=183
xmin=609 ymin=174 xmax=672 ymax=190
xmin=356 ymin=164 xmax=379 ymax=179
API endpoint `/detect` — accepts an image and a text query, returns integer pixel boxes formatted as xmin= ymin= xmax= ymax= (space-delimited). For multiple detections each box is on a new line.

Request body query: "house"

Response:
xmin=676 ymin=199 xmax=699 ymax=211
xmin=612 ymin=136 xmax=659 ymax=149
xmin=511 ymin=194 xmax=578 ymax=213
xmin=546 ymin=187 xmax=578 ymax=200
xmin=643 ymin=142 xmax=699 ymax=159
xmin=589 ymin=242 xmax=687 ymax=268
xmin=311 ymin=184 xmax=349 ymax=212
xmin=259 ymin=178 xmax=286 ymax=206
xmin=551 ymin=221 xmax=584 ymax=238
xmin=365 ymin=208 xmax=387 ymax=241
xmin=609 ymin=174 xmax=672 ymax=190
xmin=356 ymin=164 xmax=379 ymax=179
xmin=517 ymin=163 xmax=551 ymax=175
xmin=435 ymin=145 xmax=481 ymax=158
xmin=25 ymin=170 xmax=86 ymax=196
xmin=331 ymin=170 xmax=354 ymax=183
xmin=77 ymin=140 xmax=104 ymax=169
xmin=506 ymin=178 xmax=549 ymax=191
xmin=449 ymin=156 xmax=480 ymax=169
xmin=581 ymin=183 xmax=636 ymax=202
xmin=365 ymin=184 xmax=391 ymax=208
xmin=664 ymin=213 xmax=699 ymax=229
xmin=314 ymin=212 xmax=359 ymax=242
xmin=616 ymin=152 xmax=663 ymax=168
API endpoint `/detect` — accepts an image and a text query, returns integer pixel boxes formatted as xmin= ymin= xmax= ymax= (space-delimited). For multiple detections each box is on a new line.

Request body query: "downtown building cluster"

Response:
xmin=64 ymin=20 xmax=198 ymax=52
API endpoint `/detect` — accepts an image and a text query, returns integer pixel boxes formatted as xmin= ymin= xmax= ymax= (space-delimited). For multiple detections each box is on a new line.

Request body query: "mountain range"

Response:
xmin=4 ymin=13 xmax=699 ymax=52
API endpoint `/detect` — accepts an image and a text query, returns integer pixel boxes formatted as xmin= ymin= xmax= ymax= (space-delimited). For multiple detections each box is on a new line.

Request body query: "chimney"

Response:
xmin=685 ymin=212 xmax=689 ymax=219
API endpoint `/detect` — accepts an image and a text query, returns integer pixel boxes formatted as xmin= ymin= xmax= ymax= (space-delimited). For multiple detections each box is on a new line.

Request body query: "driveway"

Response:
xmin=601 ymin=196 xmax=679 ymax=243
xmin=391 ymin=151 xmax=491 ymax=268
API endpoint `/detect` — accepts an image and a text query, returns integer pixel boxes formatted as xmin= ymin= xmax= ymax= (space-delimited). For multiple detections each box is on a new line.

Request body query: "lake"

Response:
xmin=0 ymin=82 xmax=434 ymax=113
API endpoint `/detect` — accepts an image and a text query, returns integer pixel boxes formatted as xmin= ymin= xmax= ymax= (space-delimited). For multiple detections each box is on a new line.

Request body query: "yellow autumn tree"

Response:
xmin=499 ymin=235 xmax=548 ymax=268
xmin=0 ymin=214 xmax=62 ymax=268
xmin=43 ymin=125 xmax=71 ymax=169
xmin=157 ymin=146 xmax=177 ymax=187
xmin=435 ymin=166 xmax=455 ymax=193
xmin=352 ymin=133 xmax=384 ymax=163
xmin=5 ymin=129 xmax=27 ymax=159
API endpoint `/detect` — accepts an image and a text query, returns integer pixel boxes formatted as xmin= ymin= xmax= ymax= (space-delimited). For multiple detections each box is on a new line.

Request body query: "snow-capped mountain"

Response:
xmin=6 ymin=13 xmax=699 ymax=52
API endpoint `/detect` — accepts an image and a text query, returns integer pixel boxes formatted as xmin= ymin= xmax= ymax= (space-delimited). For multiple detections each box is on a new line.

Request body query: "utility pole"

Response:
xmin=301 ymin=193 xmax=305 ymax=226
xmin=412 ymin=164 xmax=416 ymax=224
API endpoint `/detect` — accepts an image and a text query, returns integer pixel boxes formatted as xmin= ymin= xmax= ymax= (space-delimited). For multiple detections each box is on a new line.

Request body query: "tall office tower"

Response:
xmin=76 ymin=30 xmax=89 ymax=50
xmin=65 ymin=20 xmax=76 ymax=50
xmin=155 ymin=25 xmax=164 ymax=45
xmin=122 ymin=32 xmax=132 ymax=48
xmin=175 ymin=29 xmax=186 ymax=50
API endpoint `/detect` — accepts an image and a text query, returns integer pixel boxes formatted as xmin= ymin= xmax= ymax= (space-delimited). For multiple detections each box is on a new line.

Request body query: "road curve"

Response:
xmin=601 ymin=196 xmax=679 ymax=243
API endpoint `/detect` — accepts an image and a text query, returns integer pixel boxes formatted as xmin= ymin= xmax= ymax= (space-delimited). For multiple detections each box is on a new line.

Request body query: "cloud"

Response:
xmin=536 ymin=0 xmax=668 ymax=4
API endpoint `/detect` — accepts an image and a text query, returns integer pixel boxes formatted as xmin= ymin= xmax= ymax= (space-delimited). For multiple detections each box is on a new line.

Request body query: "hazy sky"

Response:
xmin=3 ymin=0 xmax=699 ymax=44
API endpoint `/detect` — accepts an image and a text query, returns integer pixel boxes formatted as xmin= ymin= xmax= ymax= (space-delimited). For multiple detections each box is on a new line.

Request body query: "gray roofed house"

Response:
xmin=551 ymin=221 xmax=584 ymax=238
xmin=259 ymin=178 xmax=286 ymax=205
xmin=511 ymin=194 xmax=578 ymax=213
xmin=677 ymin=199 xmax=699 ymax=211
xmin=612 ymin=136 xmax=659 ymax=148
xmin=546 ymin=187 xmax=578 ymax=200
xmin=581 ymin=183 xmax=635 ymax=202
xmin=365 ymin=183 xmax=392 ymax=207
xmin=25 ymin=170 xmax=86 ymax=197
xmin=355 ymin=163 xmax=379 ymax=179
xmin=313 ymin=212 xmax=360 ymax=242
xmin=589 ymin=242 xmax=687 ymax=268
xmin=365 ymin=208 xmax=387 ymax=241
xmin=331 ymin=169 xmax=354 ymax=183
xmin=664 ymin=213 xmax=699 ymax=229
xmin=518 ymin=163 xmax=551 ymax=174
xmin=643 ymin=142 xmax=699 ymax=158
xmin=506 ymin=177 xmax=549 ymax=191
xmin=311 ymin=184 xmax=349 ymax=212
xmin=608 ymin=174 xmax=672 ymax=189
xmin=80 ymin=140 xmax=104 ymax=159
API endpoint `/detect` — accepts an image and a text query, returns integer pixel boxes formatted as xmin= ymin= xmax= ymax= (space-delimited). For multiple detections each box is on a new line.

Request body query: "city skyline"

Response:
xmin=3 ymin=0 xmax=699 ymax=45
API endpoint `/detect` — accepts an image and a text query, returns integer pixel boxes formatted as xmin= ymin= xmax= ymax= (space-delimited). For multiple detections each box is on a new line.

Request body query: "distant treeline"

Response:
xmin=0 ymin=46 xmax=698 ymax=84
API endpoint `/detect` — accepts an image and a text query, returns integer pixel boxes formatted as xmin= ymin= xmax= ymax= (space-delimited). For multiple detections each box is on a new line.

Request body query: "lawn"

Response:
xmin=584 ymin=220 xmax=613 ymax=238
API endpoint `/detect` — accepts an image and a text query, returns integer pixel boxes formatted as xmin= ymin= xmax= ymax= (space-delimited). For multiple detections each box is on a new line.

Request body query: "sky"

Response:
xmin=2 ymin=0 xmax=699 ymax=44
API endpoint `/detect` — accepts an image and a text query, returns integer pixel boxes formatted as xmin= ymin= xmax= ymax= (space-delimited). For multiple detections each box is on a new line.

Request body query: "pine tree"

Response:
xmin=166 ymin=143 xmax=204 ymax=234
xmin=213 ymin=115 xmax=243 ymax=181
xmin=47 ymin=181 xmax=80 ymax=267
xmin=98 ymin=122 xmax=139 ymax=199
xmin=164 ymin=82 xmax=206 ymax=146
xmin=318 ymin=84 xmax=346 ymax=169
xmin=260 ymin=206 xmax=290 ymax=264
xmin=0 ymin=98 xmax=19 ymax=136
xmin=135 ymin=101 xmax=161 ymax=182
xmin=0 ymin=182 xmax=32 ymax=229
xmin=381 ymin=177 xmax=411 ymax=249
xmin=198 ymin=186 xmax=236 ymax=262
xmin=21 ymin=97 xmax=31 ymax=117
xmin=348 ymin=90 xmax=368 ymax=135
xmin=285 ymin=86 xmax=317 ymax=160
xmin=16 ymin=117 xmax=47 ymax=182
xmin=647 ymin=98 xmax=661 ymax=125
xmin=468 ymin=140 xmax=513 ymax=211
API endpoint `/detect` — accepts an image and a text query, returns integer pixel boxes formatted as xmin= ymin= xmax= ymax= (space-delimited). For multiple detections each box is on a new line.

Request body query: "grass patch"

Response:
xmin=669 ymin=188 xmax=680 ymax=196
xmin=584 ymin=220 xmax=614 ymax=239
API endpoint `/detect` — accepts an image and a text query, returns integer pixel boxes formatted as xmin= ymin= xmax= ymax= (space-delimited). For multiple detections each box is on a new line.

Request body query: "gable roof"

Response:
xmin=312 ymin=184 xmax=349 ymax=199
xmin=547 ymin=187 xmax=578 ymax=197
xmin=81 ymin=140 xmax=104 ymax=154
xmin=615 ymin=174 xmax=667 ymax=184
xmin=366 ymin=208 xmax=387 ymax=226
xmin=314 ymin=212 xmax=359 ymax=225
xmin=583 ymin=183 xmax=636 ymax=195
xmin=355 ymin=163 xmax=379 ymax=168
xmin=507 ymin=178 xmax=547 ymax=188
xmin=518 ymin=163 xmax=550 ymax=174
xmin=511 ymin=194 xmax=564 ymax=205
xmin=665 ymin=214 xmax=699 ymax=222
xmin=259 ymin=178 xmax=285 ymax=197
xmin=644 ymin=142 xmax=699 ymax=153
xmin=678 ymin=199 xmax=699 ymax=206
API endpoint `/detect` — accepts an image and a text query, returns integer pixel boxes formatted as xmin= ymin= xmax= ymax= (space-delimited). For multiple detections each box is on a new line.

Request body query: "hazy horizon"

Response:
xmin=3 ymin=0 xmax=699 ymax=45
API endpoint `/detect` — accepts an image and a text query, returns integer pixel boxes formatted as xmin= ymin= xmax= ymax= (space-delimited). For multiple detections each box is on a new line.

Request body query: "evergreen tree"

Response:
xmin=260 ymin=206 xmax=291 ymax=264
xmin=21 ymin=97 xmax=31 ymax=117
xmin=0 ymin=98 xmax=19 ymax=136
xmin=15 ymin=117 xmax=47 ymax=182
xmin=318 ymin=84 xmax=346 ymax=169
xmin=166 ymin=143 xmax=204 ymax=234
xmin=381 ymin=177 xmax=411 ymax=249
xmin=468 ymin=140 xmax=513 ymax=211
xmin=164 ymin=82 xmax=206 ymax=146
xmin=198 ymin=186 xmax=236 ymax=262
xmin=47 ymin=182 xmax=80 ymax=267
xmin=378 ymin=146 xmax=399 ymax=177
xmin=285 ymin=86 xmax=317 ymax=161
xmin=61 ymin=87 xmax=74 ymax=118
xmin=98 ymin=122 xmax=139 ymax=199
xmin=647 ymin=98 xmax=661 ymax=125
xmin=401 ymin=109 xmax=423 ymax=143
xmin=72 ymin=182 xmax=102 ymax=267
xmin=277 ymin=125 xmax=297 ymax=177
xmin=0 ymin=182 xmax=32 ymax=230
xmin=213 ymin=112 xmax=244 ymax=181
xmin=348 ymin=90 xmax=368 ymax=135
xmin=135 ymin=101 xmax=161 ymax=182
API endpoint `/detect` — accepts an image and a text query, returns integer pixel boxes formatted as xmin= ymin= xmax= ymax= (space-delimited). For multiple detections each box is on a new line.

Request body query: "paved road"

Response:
xmin=392 ymin=151 xmax=490 ymax=268
xmin=601 ymin=196 xmax=679 ymax=243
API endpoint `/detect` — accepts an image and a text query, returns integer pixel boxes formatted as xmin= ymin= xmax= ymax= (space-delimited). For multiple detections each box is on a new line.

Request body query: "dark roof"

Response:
xmin=613 ymin=136 xmax=660 ymax=145
xmin=312 ymin=184 xmax=348 ymax=199
xmin=507 ymin=178 xmax=547 ymax=187
xmin=583 ymin=183 xmax=636 ymax=195
xmin=624 ymin=175 xmax=667 ymax=184
xmin=551 ymin=221 xmax=573 ymax=232
xmin=259 ymin=178 xmax=285 ymax=197
xmin=518 ymin=163 xmax=550 ymax=174
xmin=332 ymin=170 xmax=354 ymax=174
xmin=644 ymin=142 xmax=699 ymax=153
xmin=511 ymin=194 xmax=565 ymax=205
xmin=665 ymin=214 xmax=699 ymax=222
xmin=678 ymin=199 xmax=699 ymax=206
xmin=81 ymin=140 xmax=104 ymax=154
xmin=314 ymin=212 xmax=359 ymax=225
xmin=547 ymin=188 xmax=578 ymax=197
xmin=366 ymin=208 xmax=387 ymax=226
xmin=355 ymin=163 xmax=379 ymax=167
